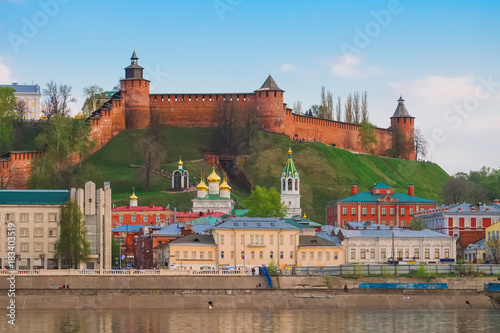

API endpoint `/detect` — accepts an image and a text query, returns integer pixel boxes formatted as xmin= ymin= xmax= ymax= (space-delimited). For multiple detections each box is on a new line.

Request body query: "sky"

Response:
xmin=0 ymin=0 xmax=499 ymax=175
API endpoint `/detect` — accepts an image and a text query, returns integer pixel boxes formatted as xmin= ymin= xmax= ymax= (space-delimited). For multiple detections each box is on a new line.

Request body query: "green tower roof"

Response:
xmin=282 ymin=148 xmax=298 ymax=178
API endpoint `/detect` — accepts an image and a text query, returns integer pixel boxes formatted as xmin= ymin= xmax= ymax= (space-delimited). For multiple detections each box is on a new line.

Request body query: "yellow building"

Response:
xmin=165 ymin=234 xmax=216 ymax=270
xmin=486 ymin=222 xmax=500 ymax=263
xmin=297 ymin=236 xmax=345 ymax=267
xmin=0 ymin=83 xmax=41 ymax=120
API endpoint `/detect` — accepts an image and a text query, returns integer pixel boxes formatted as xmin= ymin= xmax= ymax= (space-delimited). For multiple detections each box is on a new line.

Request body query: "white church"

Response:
xmin=192 ymin=167 xmax=234 ymax=215
xmin=281 ymin=148 xmax=302 ymax=218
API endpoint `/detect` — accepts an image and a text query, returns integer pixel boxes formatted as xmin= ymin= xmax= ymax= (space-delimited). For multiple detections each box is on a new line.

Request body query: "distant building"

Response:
xmin=326 ymin=182 xmax=439 ymax=228
xmin=463 ymin=238 xmax=486 ymax=263
xmin=112 ymin=224 xmax=143 ymax=265
xmin=485 ymin=221 xmax=500 ymax=264
xmin=163 ymin=234 xmax=216 ymax=270
xmin=338 ymin=228 xmax=455 ymax=264
xmin=456 ymin=231 xmax=485 ymax=260
xmin=0 ymin=181 xmax=112 ymax=270
xmin=281 ymin=148 xmax=301 ymax=218
xmin=297 ymin=235 xmax=344 ymax=267
xmin=415 ymin=202 xmax=500 ymax=237
xmin=0 ymin=83 xmax=41 ymax=120
xmin=172 ymin=157 xmax=189 ymax=190
xmin=192 ymin=167 xmax=234 ymax=215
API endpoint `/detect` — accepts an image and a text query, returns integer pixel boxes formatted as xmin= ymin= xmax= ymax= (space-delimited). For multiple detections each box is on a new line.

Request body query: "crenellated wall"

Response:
xmin=0 ymin=151 xmax=43 ymax=189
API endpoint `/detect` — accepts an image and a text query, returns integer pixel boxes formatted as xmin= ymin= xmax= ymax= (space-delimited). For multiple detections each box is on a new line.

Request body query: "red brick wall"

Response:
xmin=391 ymin=116 xmax=415 ymax=160
xmin=255 ymin=90 xmax=285 ymax=132
xmin=122 ymin=79 xmax=151 ymax=129
xmin=0 ymin=151 xmax=43 ymax=189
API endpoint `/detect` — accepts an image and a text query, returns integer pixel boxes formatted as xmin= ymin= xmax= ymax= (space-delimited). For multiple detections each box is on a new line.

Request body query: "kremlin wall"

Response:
xmin=0 ymin=52 xmax=416 ymax=189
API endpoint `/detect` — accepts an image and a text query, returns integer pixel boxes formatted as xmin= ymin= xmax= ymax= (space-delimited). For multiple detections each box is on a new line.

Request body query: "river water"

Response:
xmin=3 ymin=308 xmax=500 ymax=332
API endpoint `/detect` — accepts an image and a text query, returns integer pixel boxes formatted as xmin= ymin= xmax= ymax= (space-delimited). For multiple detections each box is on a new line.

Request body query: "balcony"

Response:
xmin=247 ymin=243 xmax=265 ymax=247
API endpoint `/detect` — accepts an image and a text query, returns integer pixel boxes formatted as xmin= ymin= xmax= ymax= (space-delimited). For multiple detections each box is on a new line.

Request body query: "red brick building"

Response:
xmin=325 ymin=182 xmax=438 ymax=228
xmin=111 ymin=191 xmax=173 ymax=228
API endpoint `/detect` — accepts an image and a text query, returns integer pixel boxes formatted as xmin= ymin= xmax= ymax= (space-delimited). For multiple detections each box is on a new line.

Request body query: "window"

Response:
xmin=477 ymin=218 xmax=482 ymax=227
xmin=183 ymin=251 xmax=188 ymax=259
xmin=290 ymin=251 xmax=294 ymax=259
xmin=381 ymin=208 xmax=387 ymax=216
xmin=361 ymin=207 xmax=367 ymax=216
xmin=414 ymin=248 xmax=419 ymax=259
xmin=371 ymin=249 xmax=375 ymax=259
xmin=174 ymin=251 xmax=179 ymax=259
xmin=231 ymin=234 xmax=235 ymax=245
xmin=144 ymin=215 xmax=148 ymax=223
xmin=405 ymin=249 xmax=409 ymax=258
xmin=156 ymin=215 xmax=160 ymax=223
xmin=269 ymin=235 xmax=274 ymax=245
xmin=445 ymin=249 xmax=450 ymax=259
xmin=200 ymin=251 xmax=205 ymax=259
xmin=120 ymin=237 xmax=124 ymax=244
xmin=390 ymin=208 xmax=395 ymax=216
xmin=289 ymin=235 xmax=294 ymax=245
xmin=220 ymin=234 xmax=224 ymax=245
xmin=361 ymin=249 xmax=366 ymax=259
xmin=6 ymin=213 xmax=14 ymax=222
xmin=48 ymin=213 xmax=56 ymax=222
xmin=260 ymin=251 xmax=264 ymax=259
xmin=208 ymin=252 xmax=213 ymax=259
xmin=21 ymin=243 xmax=29 ymax=252
xmin=119 ymin=215 xmax=123 ymax=223
xmin=20 ymin=213 xmax=29 ymax=222
xmin=220 ymin=251 xmax=224 ymax=259
xmin=435 ymin=249 xmax=440 ymax=259
xmin=34 ymin=213 xmax=43 ymax=222
xmin=49 ymin=229 xmax=57 ymax=237
xmin=240 ymin=235 xmax=245 ymax=245
xmin=131 ymin=215 xmax=136 ymax=223
xmin=351 ymin=207 xmax=356 ymax=215
xmin=280 ymin=251 xmax=284 ymax=259
xmin=400 ymin=207 xmax=405 ymax=216
xmin=279 ymin=234 xmax=284 ymax=245
xmin=301 ymin=252 xmax=306 ymax=260
xmin=318 ymin=252 xmax=322 ymax=260
xmin=309 ymin=252 xmax=314 ymax=260
xmin=34 ymin=243 xmax=42 ymax=252
xmin=342 ymin=207 xmax=347 ymax=215
xmin=325 ymin=252 xmax=331 ymax=260
xmin=270 ymin=251 xmax=274 ymax=259
xmin=397 ymin=249 xmax=403 ymax=259
xmin=351 ymin=249 xmax=356 ymax=260
xmin=381 ymin=249 xmax=386 ymax=259
xmin=453 ymin=218 xmax=458 ymax=227
xmin=409 ymin=208 xmax=414 ymax=216
xmin=49 ymin=243 xmax=56 ymax=252
xmin=191 ymin=251 xmax=196 ymax=259
xmin=34 ymin=228 xmax=43 ymax=237
xmin=371 ymin=207 xmax=376 ymax=215
xmin=241 ymin=251 xmax=245 ymax=259
xmin=390 ymin=220 xmax=395 ymax=227
xmin=251 ymin=251 xmax=255 ymax=259
xmin=231 ymin=251 xmax=235 ymax=259
xmin=334 ymin=252 xmax=338 ymax=260
xmin=425 ymin=249 xmax=430 ymax=259
xmin=20 ymin=228 xmax=29 ymax=237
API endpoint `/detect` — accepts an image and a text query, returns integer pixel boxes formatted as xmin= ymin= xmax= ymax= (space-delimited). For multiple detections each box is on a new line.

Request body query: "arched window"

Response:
xmin=288 ymin=178 xmax=292 ymax=191
xmin=270 ymin=251 xmax=274 ymax=259
xmin=251 ymin=251 xmax=255 ymax=259
xmin=259 ymin=251 xmax=263 ymax=259
xmin=173 ymin=171 xmax=181 ymax=188
xmin=280 ymin=251 xmax=284 ymax=259
xmin=282 ymin=179 xmax=286 ymax=191
xmin=220 ymin=251 xmax=224 ymax=259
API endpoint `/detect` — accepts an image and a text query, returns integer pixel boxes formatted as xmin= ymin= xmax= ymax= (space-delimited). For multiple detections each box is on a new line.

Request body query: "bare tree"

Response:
xmin=487 ymin=235 xmax=500 ymax=264
xmin=442 ymin=176 xmax=488 ymax=205
xmin=42 ymin=81 xmax=77 ymax=119
xmin=326 ymin=90 xmax=333 ymax=120
xmin=336 ymin=96 xmax=342 ymax=121
xmin=14 ymin=100 xmax=27 ymax=120
xmin=82 ymin=85 xmax=105 ymax=117
xmin=319 ymin=86 xmax=334 ymax=120
xmin=0 ymin=163 xmax=14 ymax=189
xmin=352 ymin=92 xmax=360 ymax=123
xmin=361 ymin=91 xmax=368 ymax=122
xmin=292 ymin=101 xmax=302 ymax=114
xmin=140 ymin=135 xmax=165 ymax=192
xmin=344 ymin=94 xmax=353 ymax=123
xmin=414 ymin=128 xmax=428 ymax=160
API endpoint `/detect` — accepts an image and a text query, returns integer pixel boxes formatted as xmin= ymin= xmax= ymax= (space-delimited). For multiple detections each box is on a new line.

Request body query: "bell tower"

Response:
xmin=280 ymin=148 xmax=301 ymax=218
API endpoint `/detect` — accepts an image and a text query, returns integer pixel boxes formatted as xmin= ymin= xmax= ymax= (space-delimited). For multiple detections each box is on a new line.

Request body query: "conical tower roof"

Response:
xmin=391 ymin=95 xmax=414 ymax=118
xmin=255 ymin=74 xmax=284 ymax=92
xmin=282 ymin=147 xmax=298 ymax=177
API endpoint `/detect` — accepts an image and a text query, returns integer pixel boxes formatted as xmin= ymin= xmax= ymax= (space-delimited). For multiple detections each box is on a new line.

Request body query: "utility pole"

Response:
xmin=392 ymin=229 xmax=395 ymax=265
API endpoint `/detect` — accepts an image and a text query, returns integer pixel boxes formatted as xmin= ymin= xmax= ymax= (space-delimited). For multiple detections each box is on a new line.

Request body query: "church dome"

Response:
xmin=178 ymin=157 xmax=183 ymax=168
xmin=129 ymin=189 xmax=138 ymax=200
xmin=220 ymin=177 xmax=231 ymax=191
xmin=197 ymin=178 xmax=208 ymax=191
xmin=207 ymin=167 xmax=221 ymax=183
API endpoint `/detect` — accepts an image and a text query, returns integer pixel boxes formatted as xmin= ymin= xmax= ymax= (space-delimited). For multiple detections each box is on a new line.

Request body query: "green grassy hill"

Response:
xmin=82 ymin=127 xmax=450 ymax=224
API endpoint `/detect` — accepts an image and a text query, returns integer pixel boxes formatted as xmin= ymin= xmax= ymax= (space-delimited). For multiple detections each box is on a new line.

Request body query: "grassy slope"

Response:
xmin=83 ymin=128 xmax=449 ymax=224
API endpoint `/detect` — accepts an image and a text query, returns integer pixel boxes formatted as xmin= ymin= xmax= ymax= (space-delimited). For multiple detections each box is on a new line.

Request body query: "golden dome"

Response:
xmin=207 ymin=167 xmax=221 ymax=183
xmin=197 ymin=178 xmax=208 ymax=191
xmin=130 ymin=188 xmax=138 ymax=200
xmin=178 ymin=157 xmax=183 ymax=167
xmin=303 ymin=213 xmax=307 ymax=219
xmin=220 ymin=177 xmax=231 ymax=191
xmin=288 ymin=147 xmax=292 ymax=155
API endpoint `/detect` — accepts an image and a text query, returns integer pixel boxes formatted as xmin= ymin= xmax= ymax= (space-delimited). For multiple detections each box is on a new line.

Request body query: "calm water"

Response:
xmin=3 ymin=308 xmax=500 ymax=332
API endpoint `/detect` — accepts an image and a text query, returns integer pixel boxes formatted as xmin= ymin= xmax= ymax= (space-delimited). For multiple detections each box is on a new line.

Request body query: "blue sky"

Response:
xmin=1 ymin=0 xmax=499 ymax=175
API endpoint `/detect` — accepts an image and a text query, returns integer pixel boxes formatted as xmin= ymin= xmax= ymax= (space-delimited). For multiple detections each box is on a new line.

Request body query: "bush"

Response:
xmin=267 ymin=260 xmax=278 ymax=275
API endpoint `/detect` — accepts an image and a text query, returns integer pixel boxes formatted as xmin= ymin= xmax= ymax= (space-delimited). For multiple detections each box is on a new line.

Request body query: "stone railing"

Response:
xmin=0 ymin=269 xmax=251 ymax=276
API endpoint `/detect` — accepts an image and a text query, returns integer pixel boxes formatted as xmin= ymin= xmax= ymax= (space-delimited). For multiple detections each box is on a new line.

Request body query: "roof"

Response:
xmin=346 ymin=221 xmax=401 ymax=230
xmin=369 ymin=182 xmax=392 ymax=189
xmin=255 ymin=75 xmax=283 ymax=92
xmin=466 ymin=238 xmax=486 ymax=251
xmin=112 ymin=205 xmax=169 ymax=212
xmin=391 ymin=96 xmax=413 ymax=118
xmin=192 ymin=194 xmax=232 ymax=201
xmin=0 ymin=190 xmax=69 ymax=205
xmin=187 ymin=216 xmax=219 ymax=225
xmin=338 ymin=192 xmax=437 ymax=203
xmin=316 ymin=233 xmax=343 ymax=246
xmin=299 ymin=235 xmax=340 ymax=247
xmin=341 ymin=229 xmax=451 ymax=239
xmin=457 ymin=231 xmax=486 ymax=249
xmin=446 ymin=203 xmax=500 ymax=214
xmin=112 ymin=225 xmax=144 ymax=232
xmin=156 ymin=223 xmax=212 ymax=236
xmin=168 ymin=234 xmax=215 ymax=246
xmin=207 ymin=168 xmax=221 ymax=183
xmin=282 ymin=148 xmax=298 ymax=177
xmin=283 ymin=219 xmax=315 ymax=229
xmin=211 ymin=217 xmax=300 ymax=230
xmin=0 ymin=84 xmax=40 ymax=94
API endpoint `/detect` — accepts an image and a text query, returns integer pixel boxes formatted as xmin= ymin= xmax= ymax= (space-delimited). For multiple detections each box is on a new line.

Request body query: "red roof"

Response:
xmin=457 ymin=231 xmax=485 ymax=249
xmin=112 ymin=206 xmax=171 ymax=212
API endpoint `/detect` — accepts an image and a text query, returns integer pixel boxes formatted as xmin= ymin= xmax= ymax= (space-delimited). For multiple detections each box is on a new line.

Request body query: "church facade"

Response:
xmin=192 ymin=168 xmax=234 ymax=215
xmin=281 ymin=148 xmax=302 ymax=218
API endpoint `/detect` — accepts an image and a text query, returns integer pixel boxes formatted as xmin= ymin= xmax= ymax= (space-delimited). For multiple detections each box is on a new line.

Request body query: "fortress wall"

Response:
xmin=110 ymin=98 xmax=126 ymax=137
xmin=0 ymin=151 xmax=42 ymax=189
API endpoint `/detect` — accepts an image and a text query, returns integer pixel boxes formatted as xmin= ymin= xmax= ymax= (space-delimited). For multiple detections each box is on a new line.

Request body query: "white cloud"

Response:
xmin=280 ymin=64 xmax=295 ymax=72
xmin=331 ymin=55 xmax=382 ymax=78
xmin=0 ymin=59 xmax=13 ymax=83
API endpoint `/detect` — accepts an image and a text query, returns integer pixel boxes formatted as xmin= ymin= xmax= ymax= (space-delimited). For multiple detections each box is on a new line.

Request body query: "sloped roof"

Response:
xmin=282 ymin=148 xmax=298 ymax=178
xmin=391 ymin=96 xmax=413 ymax=118
xmin=299 ymin=235 xmax=341 ymax=247
xmin=341 ymin=229 xmax=451 ymax=239
xmin=446 ymin=203 xmax=500 ymax=214
xmin=255 ymin=75 xmax=283 ymax=92
xmin=156 ymin=223 xmax=211 ymax=236
xmin=0 ymin=84 xmax=40 ymax=94
xmin=283 ymin=219 xmax=315 ymax=229
xmin=212 ymin=217 xmax=299 ymax=230
xmin=370 ymin=182 xmax=392 ymax=189
xmin=338 ymin=192 xmax=436 ymax=203
xmin=457 ymin=231 xmax=486 ymax=249
xmin=192 ymin=194 xmax=232 ymax=201
xmin=168 ymin=234 xmax=215 ymax=246
xmin=316 ymin=233 xmax=343 ymax=246
xmin=0 ymin=190 xmax=69 ymax=205
xmin=346 ymin=221 xmax=401 ymax=230
xmin=112 ymin=225 xmax=144 ymax=232
xmin=113 ymin=206 xmax=169 ymax=212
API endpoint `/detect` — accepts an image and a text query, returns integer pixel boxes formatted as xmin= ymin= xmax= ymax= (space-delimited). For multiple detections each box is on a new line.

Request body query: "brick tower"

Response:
xmin=254 ymin=75 xmax=285 ymax=132
xmin=121 ymin=51 xmax=151 ymax=129
xmin=390 ymin=95 xmax=415 ymax=160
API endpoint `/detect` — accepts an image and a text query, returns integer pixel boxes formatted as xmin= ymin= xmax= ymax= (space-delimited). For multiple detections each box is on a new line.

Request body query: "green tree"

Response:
xmin=357 ymin=121 xmax=378 ymax=154
xmin=409 ymin=217 xmax=427 ymax=230
xmin=442 ymin=176 xmax=488 ymax=205
xmin=0 ymin=87 xmax=17 ymax=154
xmin=244 ymin=186 xmax=287 ymax=218
xmin=82 ymin=85 xmax=105 ymax=117
xmin=111 ymin=237 xmax=122 ymax=268
xmin=55 ymin=200 xmax=91 ymax=269
xmin=386 ymin=126 xmax=407 ymax=158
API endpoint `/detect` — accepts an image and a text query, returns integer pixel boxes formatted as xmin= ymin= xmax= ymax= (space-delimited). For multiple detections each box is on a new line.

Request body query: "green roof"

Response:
xmin=282 ymin=150 xmax=298 ymax=177
xmin=192 ymin=194 xmax=232 ymax=201
xmin=283 ymin=219 xmax=314 ymax=229
xmin=338 ymin=192 xmax=436 ymax=203
xmin=369 ymin=182 xmax=392 ymax=189
xmin=232 ymin=209 xmax=249 ymax=217
xmin=0 ymin=190 xmax=69 ymax=205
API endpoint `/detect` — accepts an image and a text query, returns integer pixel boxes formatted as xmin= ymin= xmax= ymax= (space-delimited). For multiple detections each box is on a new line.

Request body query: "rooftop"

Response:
xmin=0 ymin=190 xmax=69 ymax=205
xmin=211 ymin=217 xmax=300 ymax=230
xmin=341 ymin=228 xmax=451 ymax=239
xmin=391 ymin=96 xmax=413 ymax=118
xmin=156 ymin=223 xmax=212 ymax=236
xmin=346 ymin=221 xmax=402 ymax=230
xmin=113 ymin=205 xmax=170 ymax=212
xmin=0 ymin=84 xmax=41 ymax=94
xmin=168 ymin=234 xmax=215 ymax=246
xmin=299 ymin=235 xmax=341 ymax=247
xmin=112 ymin=225 xmax=144 ymax=233
xmin=255 ymin=75 xmax=283 ymax=92
xmin=338 ymin=192 xmax=436 ymax=204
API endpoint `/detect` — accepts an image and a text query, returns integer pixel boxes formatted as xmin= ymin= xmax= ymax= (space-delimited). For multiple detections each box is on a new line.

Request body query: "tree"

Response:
xmin=139 ymin=133 xmax=165 ymax=192
xmin=111 ymin=237 xmax=122 ymax=268
xmin=409 ymin=217 xmax=427 ymax=231
xmin=352 ymin=92 xmax=360 ymax=123
xmin=486 ymin=234 xmax=500 ymax=264
xmin=361 ymin=91 xmax=368 ymax=122
xmin=413 ymin=128 xmax=428 ymax=160
xmin=0 ymin=87 xmax=17 ymax=154
xmin=442 ymin=176 xmax=488 ymax=205
xmin=344 ymin=94 xmax=353 ymax=123
xmin=319 ymin=86 xmax=333 ymax=120
xmin=55 ymin=200 xmax=91 ymax=269
xmin=41 ymin=81 xmax=77 ymax=120
xmin=386 ymin=126 xmax=407 ymax=158
xmin=335 ymin=96 xmax=342 ymax=121
xmin=305 ymin=105 xmax=320 ymax=118
xmin=244 ymin=186 xmax=287 ymax=218
xmin=82 ymin=85 xmax=105 ymax=117
xmin=0 ymin=164 xmax=14 ymax=189
xmin=357 ymin=121 xmax=378 ymax=154
xmin=292 ymin=101 xmax=302 ymax=114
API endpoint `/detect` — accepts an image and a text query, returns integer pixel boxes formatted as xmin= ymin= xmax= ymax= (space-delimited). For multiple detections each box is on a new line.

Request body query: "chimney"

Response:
xmin=363 ymin=226 xmax=366 ymax=230
xmin=458 ymin=208 xmax=461 ymax=212
xmin=377 ymin=226 xmax=380 ymax=230
xmin=356 ymin=226 xmax=359 ymax=230
xmin=351 ymin=182 xmax=357 ymax=196
xmin=408 ymin=183 xmax=414 ymax=196
xmin=486 ymin=208 xmax=490 ymax=212
xmin=494 ymin=199 xmax=500 ymax=205
xmin=366 ymin=221 xmax=371 ymax=227
xmin=471 ymin=207 xmax=475 ymax=212
xmin=390 ymin=226 xmax=393 ymax=230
